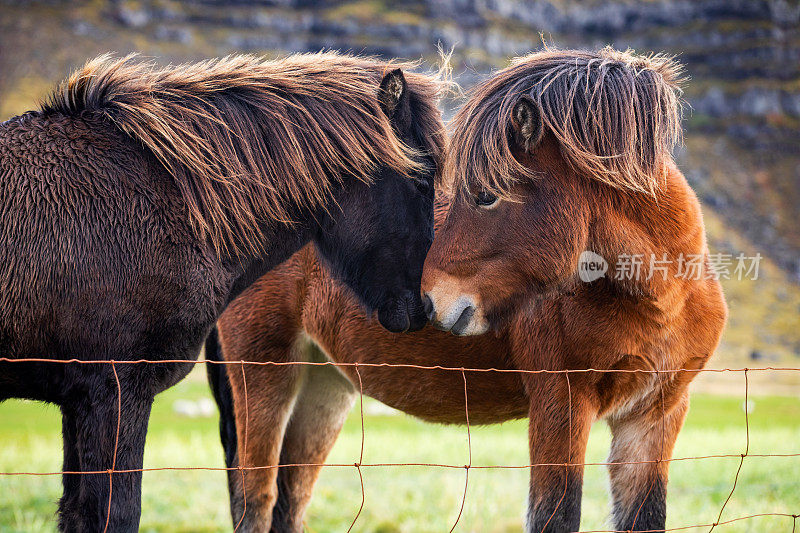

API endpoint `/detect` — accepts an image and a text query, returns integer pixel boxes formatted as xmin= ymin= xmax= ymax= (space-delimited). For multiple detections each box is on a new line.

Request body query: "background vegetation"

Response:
xmin=0 ymin=1 xmax=798 ymax=531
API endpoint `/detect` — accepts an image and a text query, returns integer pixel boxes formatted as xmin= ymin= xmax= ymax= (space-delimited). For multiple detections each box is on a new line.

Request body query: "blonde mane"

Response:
xmin=448 ymin=46 xmax=684 ymax=198
xmin=42 ymin=52 xmax=448 ymax=255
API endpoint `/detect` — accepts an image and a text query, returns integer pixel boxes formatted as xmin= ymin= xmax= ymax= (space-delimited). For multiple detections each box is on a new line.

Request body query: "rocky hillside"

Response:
xmin=2 ymin=0 xmax=798 ymax=272
xmin=1 ymin=0 xmax=799 ymax=374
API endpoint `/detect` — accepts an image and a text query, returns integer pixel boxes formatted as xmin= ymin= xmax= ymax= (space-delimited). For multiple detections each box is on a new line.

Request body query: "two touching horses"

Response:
xmin=0 ymin=53 xmax=447 ymax=531
xmin=211 ymin=48 xmax=727 ymax=532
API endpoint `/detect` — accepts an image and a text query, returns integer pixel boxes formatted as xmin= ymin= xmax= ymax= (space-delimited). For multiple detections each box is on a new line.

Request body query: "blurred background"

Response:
xmin=0 ymin=1 xmax=798 ymax=532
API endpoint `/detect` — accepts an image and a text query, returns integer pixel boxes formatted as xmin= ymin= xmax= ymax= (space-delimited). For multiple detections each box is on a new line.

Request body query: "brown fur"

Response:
xmin=42 ymin=52 xmax=448 ymax=255
xmin=213 ymin=48 xmax=726 ymax=533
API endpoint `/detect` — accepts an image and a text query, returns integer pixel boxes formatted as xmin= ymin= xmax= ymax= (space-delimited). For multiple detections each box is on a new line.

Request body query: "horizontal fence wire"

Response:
xmin=0 ymin=357 xmax=797 ymax=532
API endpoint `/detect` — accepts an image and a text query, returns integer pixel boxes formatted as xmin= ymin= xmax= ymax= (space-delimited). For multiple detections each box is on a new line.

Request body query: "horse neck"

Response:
xmin=625 ymin=162 xmax=704 ymax=256
xmin=221 ymin=208 xmax=319 ymax=306
xmin=587 ymin=162 xmax=706 ymax=300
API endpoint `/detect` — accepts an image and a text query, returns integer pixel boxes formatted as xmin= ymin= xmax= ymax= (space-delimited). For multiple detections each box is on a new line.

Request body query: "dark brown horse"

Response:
xmin=0 ymin=52 xmax=447 ymax=531
xmin=209 ymin=48 xmax=727 ymax=533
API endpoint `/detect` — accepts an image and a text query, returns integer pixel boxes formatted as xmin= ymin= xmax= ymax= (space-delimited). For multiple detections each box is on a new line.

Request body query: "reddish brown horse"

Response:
xmin=210 ymin=48 xmax=727 ymax=533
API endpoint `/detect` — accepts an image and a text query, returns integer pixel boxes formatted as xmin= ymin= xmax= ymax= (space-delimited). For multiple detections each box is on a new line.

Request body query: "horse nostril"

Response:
xmin=422 ymin=293 xmax=434 ymax=320
xmin=450 ymin=305 xmax=475 ymax=336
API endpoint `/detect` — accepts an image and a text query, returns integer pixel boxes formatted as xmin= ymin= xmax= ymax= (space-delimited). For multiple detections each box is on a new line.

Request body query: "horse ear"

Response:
xmin=378 ymin=68 xmax=408 ymax=118
xmin=510 ymin=95 xmax=544 ymax=152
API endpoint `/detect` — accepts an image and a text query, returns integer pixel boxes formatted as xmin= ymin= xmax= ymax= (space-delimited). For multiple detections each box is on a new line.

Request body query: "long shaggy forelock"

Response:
xmin=448 ymin=46 xmax=685 ymax=199
xmin=42 ymin=52 xmax=449 ymax=256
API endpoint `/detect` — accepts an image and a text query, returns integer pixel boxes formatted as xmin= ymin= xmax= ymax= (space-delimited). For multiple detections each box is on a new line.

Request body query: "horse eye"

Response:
xmin=414 ymin=178 xmax=432 ymax=195
xmin=474 ymin=190 xmax=499 ymax=208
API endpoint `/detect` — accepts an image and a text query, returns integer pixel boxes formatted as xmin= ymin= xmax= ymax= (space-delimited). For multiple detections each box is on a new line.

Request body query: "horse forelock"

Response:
xmin=40 ymin=52 xmax=449 ymax=256
xmin=447 ymin=46 xmax=685 ymax=200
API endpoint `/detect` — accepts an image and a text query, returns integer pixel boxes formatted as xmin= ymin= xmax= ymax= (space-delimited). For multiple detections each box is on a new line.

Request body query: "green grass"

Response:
xmin=0 ymin=370 xmax=798 ymax=532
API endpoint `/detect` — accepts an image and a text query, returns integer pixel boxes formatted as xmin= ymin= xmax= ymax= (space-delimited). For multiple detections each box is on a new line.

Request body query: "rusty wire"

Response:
xmin=346 ymin=363 xmax=366 ymax=533
xmin=233 ymin=360 xmax=249 ymax=533
xmin=448 ymin=369 xmax=472 ymax=533
xmin=0 ymin=357 xmax=797 ymax=532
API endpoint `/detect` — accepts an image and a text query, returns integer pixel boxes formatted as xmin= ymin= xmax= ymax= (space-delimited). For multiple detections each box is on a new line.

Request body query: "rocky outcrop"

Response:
xmin=94 ymin=1 xmax=800 ymax=117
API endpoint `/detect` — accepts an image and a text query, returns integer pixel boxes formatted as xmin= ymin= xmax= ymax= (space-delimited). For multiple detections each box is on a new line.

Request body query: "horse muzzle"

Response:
xmin=422 ymin=287 xmax=489 ymax=336
xmin=377 ymin=291 xmax=428 ymax=333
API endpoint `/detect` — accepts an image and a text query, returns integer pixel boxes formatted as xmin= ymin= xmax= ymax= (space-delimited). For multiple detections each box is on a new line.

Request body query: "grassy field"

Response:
xmin=0 ymin=369 xmax=798 ymax=533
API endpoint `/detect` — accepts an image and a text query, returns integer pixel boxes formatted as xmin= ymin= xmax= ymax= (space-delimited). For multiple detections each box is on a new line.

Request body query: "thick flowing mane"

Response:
xmin=41 ymin=52 xmax=447 ymax=255
xmin=448 ymin=46 xmax=684 ymax=198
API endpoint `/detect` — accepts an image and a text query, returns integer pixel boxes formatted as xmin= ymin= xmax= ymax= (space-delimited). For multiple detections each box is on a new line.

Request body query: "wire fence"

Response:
xmin=0 ymin=358 xmax=798 ymax=532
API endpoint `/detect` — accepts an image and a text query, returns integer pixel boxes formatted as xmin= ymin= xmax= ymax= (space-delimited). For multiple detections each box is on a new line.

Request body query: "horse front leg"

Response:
xmin=607 ymin=392 xmax=688 ymax=532
xmin=271 ymin=359 xmax=357 ymax=533
xmin=227 ymin=361 xmax=304 ymax=533
xmin=58 ymin=408 xmax=81 ymax=533
xmin=525 ymin=373 xmax=596 ymax=533
xmin=66 ymin=379 xmax=153 ymax=533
